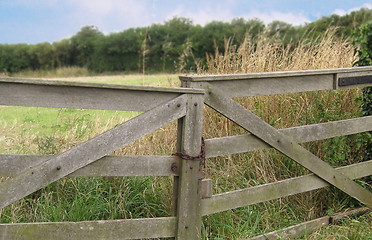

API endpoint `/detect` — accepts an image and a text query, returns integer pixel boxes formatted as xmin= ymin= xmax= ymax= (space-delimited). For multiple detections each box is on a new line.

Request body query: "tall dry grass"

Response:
xmin=202 ymin=28 xmax=355 ymax=74
xmin=197 ymin=29 xmax=368 ymax=238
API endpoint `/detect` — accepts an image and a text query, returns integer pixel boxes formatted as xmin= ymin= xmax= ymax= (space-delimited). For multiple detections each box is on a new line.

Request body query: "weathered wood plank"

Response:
xmin=0 ymin=77 xmax=204 ymax=94
xmin=0 ymin=217 xmax=176 ymax=240
xmin=175 ymin=94 xmax=204 ymax=239
xmin=180 ymin=66 xmax=372 ymax=82
xmin=0 ymin=155 xmax=180 ymax=177
xmin=205 ymin=116 xmax=372 ymax=158
xmin=201 ymin=160 xmax=372 ymax=216
xmin=181 ymin=67 xmax=372 ymax=97
xmin=200 ymin=179 xmax=213 ymax=199
xmin=0 ymin=95 xmax=187 ymax=209
xmin=0 ymin=78 xmax=202 ymax=111
xmin=204 ymin=84 xmax=372 ymax=208
xmin=250 ymin=216 xmax=330 ymax=240
xmin=202 ymin=74 xmax=334 ymax=97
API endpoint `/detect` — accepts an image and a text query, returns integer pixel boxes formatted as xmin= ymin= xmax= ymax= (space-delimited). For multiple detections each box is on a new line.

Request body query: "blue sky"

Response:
xmin=0 ymin=0 xmax=371 ymax=44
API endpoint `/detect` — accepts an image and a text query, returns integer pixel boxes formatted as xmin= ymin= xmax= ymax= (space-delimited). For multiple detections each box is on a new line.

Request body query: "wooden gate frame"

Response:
xmin=180 ymin=66 xmax=372 ymax=237
xmin=0 ymin=78 xmax=205 ymax=239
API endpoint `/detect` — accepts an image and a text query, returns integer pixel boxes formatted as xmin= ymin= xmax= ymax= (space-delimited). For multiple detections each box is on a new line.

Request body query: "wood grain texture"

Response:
xmin=0 ymin=217 xmax=176 ymax=240
xmin=181 ymin=67 xmax=372 ymax=97
xmin=0 ymin=155 xmax=180 ymax=177
xmin=175 ymin=94 xmax=204 ymax=239
xmin=0 ymin=78 xmax=203 ymax=111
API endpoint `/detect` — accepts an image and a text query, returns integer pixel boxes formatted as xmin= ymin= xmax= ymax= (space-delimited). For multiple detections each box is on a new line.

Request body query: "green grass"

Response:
xmin=0 ymin=106 xmax=139 ymax=154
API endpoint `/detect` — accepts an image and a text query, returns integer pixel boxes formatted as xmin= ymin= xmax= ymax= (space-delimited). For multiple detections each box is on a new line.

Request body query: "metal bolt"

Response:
xmin=171 ymin=163 xmax=178 ymax=172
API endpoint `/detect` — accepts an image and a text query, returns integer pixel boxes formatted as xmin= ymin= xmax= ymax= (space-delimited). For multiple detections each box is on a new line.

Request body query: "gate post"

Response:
xmin=174 ymin=93 xmax=204 ymax=239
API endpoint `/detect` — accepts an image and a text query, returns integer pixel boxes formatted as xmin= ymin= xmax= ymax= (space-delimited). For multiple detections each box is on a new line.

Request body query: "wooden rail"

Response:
xmin=0 ymin=66 xmax=371 ymax=239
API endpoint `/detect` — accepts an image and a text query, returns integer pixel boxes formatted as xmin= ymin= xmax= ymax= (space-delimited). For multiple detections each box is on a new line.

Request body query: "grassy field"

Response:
xmin=1 ymin=29 xmax=371 ymax=239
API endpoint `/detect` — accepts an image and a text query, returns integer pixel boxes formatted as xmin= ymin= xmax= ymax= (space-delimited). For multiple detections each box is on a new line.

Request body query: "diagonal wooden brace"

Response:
xmin=205 ymin=84 xmax=372 ymax=208
xmin=0 ymin=95 xmax=187 ymax=209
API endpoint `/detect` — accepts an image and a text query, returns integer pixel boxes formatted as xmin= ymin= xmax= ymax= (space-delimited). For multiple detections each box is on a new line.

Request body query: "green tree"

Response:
xmin=53 ymin=39 xmax=73 ymax=68
xmin=70 ymin=26 xmax=103 ymax=67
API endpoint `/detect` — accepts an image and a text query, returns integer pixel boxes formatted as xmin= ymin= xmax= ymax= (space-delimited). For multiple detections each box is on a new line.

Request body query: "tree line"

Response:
xmin=1 ymin=8 xmax=371 ymax=74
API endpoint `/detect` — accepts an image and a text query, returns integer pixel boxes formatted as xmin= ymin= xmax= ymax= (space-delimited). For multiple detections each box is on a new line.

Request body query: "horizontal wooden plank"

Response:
xmin=181 ymin=67 xmax=372 ymax=97
xmin=0 ymin=155 xmax=180 ymax=177
xmin=201 ymin=160 xmax=372 ymax=216
xmin=205 ymin=116 xmax=372 ymax=158
xmin=198 ymin=74 xmax=335 ymax=97
xmin=0 ymin=217 xmax=176 ymax=240
xmin=250 ymin=216 xmax=330 ymax=240
xmin=0 ymin=95 xmax=187 ymax=209
xmin=0 ymin=78 xmax=202 ymax=111
xmin=180 ymin=66 xmax=372 ymax=81
xmin=0 ymin=77 xmax=204 ymax=94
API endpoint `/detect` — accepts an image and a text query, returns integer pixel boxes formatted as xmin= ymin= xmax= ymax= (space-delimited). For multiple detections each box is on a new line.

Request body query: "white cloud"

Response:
xmin=332 ymin=3 xmax=372 ymax=16
xmin=63 ymin=0 xmax=154 ymax=32
xmin=244 ymin=10 xmax=310 ymax=26
xmin=167 ymin=8 xmax=309 ymax=26
xmin=166 ymin=5 xmax=235 ymax=25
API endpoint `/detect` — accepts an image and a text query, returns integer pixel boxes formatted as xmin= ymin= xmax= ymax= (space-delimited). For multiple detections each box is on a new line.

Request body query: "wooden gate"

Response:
xmin=0 ymin=78 xmax=205 ymax=239
xmin=180 ymin=66 xmax=372 ymax=238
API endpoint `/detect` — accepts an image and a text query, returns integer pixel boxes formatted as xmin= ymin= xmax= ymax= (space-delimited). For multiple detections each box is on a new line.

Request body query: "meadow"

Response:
xmin=0 ymin=29 xmax=371 ymax=239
